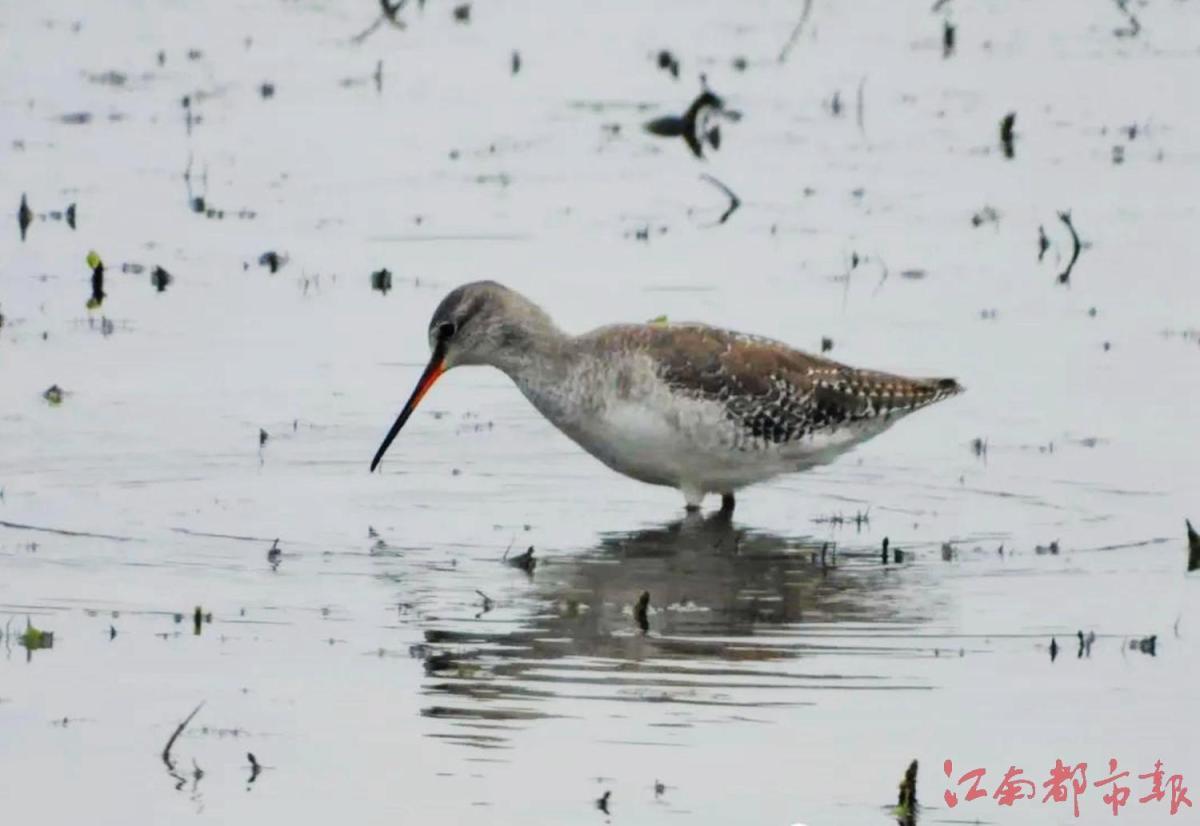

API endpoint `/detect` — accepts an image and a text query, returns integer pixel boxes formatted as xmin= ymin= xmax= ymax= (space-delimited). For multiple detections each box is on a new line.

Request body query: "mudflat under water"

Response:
xmin=2 ymin=1 xmax=1198 ymax=824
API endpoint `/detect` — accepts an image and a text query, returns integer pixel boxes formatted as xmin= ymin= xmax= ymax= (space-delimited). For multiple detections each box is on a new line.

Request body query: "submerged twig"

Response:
xmin=0 ymin=519 xmax=138 ymax=543
xmin=162 ymin=702 xmax=205 ymax=771
xmin=475 ymin=589 xmax=493 ymax=617
xmin=777 ymin=0 xmax=815 ymax=64
xmin=1112 ymin=0 xmax=1141 ymax=37
xmin=699 ymin=174 xmax=740 ymax=225
xmin=1056 ymin=211 xmax=1082 ymax=284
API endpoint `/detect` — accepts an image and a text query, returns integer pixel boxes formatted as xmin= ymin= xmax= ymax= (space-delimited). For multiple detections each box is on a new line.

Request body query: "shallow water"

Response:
xmin=2 ymin=0 xmax=1199 ymax=823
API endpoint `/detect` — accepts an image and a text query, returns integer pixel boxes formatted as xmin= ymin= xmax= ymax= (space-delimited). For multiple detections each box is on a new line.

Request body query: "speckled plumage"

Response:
xmin=375 ymin=281 xmax=963 ymax=510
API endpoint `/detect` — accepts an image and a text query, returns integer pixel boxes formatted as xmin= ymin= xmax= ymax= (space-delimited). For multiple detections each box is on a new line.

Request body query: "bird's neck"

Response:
xmin=487 ymin=311 xmax=586 ymax=423
xmin=486 ymin=301 xmax=575 ymax=383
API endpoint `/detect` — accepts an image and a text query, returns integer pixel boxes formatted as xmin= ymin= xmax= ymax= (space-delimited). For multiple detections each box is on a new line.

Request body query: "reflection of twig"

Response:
xmin=1056 ymin=211 xmax=1082 ymax=284
xmin=699 ymin=174 xmax=740 ymax=225
xmin=777 ymin=0 xmax=815 ymax=64
xmin=634 ymin=591 xmax=650 ymax=634
xmin=871 ymin=254 xmax=889 ymax=296
xmin=855 ymin=77 xmax=866 ymax=135
xmin=162 ymin=702 xmax=205 ymax=779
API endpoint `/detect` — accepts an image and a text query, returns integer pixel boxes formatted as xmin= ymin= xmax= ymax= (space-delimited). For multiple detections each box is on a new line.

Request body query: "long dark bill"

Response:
xmin=369 ymin=343 xmax=447 ymax=472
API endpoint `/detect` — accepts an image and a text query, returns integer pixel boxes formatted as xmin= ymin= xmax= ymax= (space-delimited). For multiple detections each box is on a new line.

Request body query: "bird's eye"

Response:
xmin=436 ymin=321 xmax=457 ymax=340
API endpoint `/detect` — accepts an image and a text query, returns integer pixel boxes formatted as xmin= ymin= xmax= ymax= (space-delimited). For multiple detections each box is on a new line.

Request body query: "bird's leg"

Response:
xmin=719 ymin=493 xmax=736 ymax=514
xmin=682 ymin=484 xmax=704 ymax=512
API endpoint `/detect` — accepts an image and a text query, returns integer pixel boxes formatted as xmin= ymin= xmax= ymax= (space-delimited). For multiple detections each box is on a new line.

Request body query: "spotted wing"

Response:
xmin=637 ymin=324 xmax=961 ymax=446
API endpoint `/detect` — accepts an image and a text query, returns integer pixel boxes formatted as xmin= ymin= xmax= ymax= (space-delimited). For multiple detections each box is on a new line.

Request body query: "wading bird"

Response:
xmin=370 ymin=282 xmax=961 ymax=512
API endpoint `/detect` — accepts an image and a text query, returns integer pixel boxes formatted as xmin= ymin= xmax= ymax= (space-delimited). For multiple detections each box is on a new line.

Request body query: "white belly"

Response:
xmin=512 ymin=356 xmax=896 ymax=495
xmin=556 ymin=395 xmax=892 ymax=494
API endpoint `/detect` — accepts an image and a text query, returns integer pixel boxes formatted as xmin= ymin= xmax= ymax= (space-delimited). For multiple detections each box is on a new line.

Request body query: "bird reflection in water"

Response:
xmin=414 ymin=512 xmax=932 ymax=749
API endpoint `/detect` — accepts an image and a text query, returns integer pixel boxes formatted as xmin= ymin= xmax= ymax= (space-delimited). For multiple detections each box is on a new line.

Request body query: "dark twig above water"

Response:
xmin=505 ymin=545 xmax=536 ymax=575
xmin=258 ymin=251 xmax=285 ymax=273
xmin=777 ymin=0 xmax=815 ymax=64
xmin=350 ymin=0 xmax=407 ymax=44
xmin=371 ymin=268 xmax=393 ymax=294
xmin=151 ymin=266 xmax=172 ymax=292
xmin=999 ymin=112 xmax=1016 ymax=159
xmin=87 ymin=250 xmax=105 ymax=309
xmin=894 ymin=759 xmax=918 ymax=826
xmin=699 ymin=174 xmax=740 ymax=225
xmin=1186 ymin=519 xmax=1200 ymax=572
xmin=1056 ymin=211 xmax=1082 ymax=284
xmin=1130 ymin=634 xmax=1157 ymax=656
xmin=634 ymin=591 xmax=650 ymax=633
xmin=644 ymin=85 xmax=738 ymax=159
xmin=18 ymin=193 xmax=32 ymax=241
xmin=162 ymin=702 xmax=205 ymax=772
xmin=656 ymin=49 xmax=680 ymax=79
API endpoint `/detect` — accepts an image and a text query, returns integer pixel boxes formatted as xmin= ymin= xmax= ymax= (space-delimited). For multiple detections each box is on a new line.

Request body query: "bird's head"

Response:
xmin=369 ymin=280 xmax=554 ymax=471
